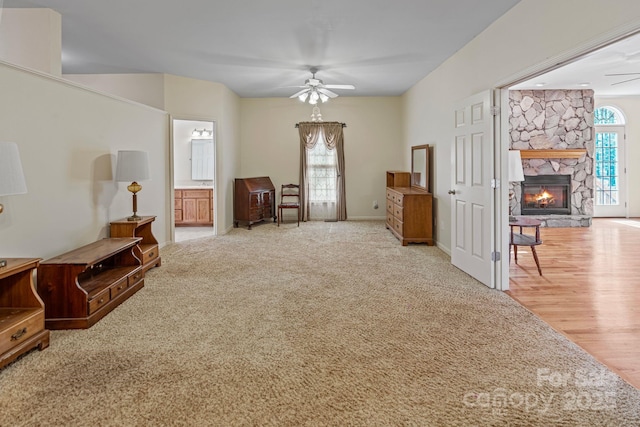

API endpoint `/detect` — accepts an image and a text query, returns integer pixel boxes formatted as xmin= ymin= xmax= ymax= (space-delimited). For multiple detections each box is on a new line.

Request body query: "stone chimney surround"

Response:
xmin=509 ymin=89 xmax=594 ymax=227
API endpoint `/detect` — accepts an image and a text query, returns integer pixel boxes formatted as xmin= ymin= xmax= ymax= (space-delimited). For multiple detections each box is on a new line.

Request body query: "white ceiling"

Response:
xmin=511 ymin=32 xmax=640 ymax=96
xmin=2 ymin=0 xmax=522 ymax=98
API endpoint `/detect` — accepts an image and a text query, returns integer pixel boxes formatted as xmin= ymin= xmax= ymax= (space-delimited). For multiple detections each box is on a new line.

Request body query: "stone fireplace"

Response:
xmin=509 ymin=89 xmax=594 ymax=227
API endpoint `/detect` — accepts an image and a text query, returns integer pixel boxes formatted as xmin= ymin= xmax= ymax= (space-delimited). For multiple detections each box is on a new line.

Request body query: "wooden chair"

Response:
xmin=277 ymin=184 xmax=300 ymax=227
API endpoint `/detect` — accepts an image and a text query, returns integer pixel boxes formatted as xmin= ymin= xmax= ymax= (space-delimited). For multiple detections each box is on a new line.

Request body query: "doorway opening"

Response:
xmin=594 ymin=106 xmax=627 ymax=217
xmin=498 ymin=29 xmax=640 ymax=290
xmin=172 ymin=118 xmax=216 ymax=242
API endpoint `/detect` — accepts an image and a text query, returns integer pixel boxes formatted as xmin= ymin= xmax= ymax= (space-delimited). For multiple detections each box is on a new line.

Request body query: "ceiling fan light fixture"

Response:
xmin=309 ymin=90 xmax=319 ymax=104
xmin=290 ymin=70 xmax=354 ymax=104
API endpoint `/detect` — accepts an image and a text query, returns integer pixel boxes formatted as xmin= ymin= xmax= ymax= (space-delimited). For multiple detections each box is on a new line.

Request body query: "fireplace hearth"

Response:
xmin=521 ymin=175 xmax=571 ymax=215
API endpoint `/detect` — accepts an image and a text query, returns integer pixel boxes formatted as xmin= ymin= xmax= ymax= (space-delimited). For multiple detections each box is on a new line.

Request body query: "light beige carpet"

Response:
xmin=1 ymin=221 xmax=639 ymax=426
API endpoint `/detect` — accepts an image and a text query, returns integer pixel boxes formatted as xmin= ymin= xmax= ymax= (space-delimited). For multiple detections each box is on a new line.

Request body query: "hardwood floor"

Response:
xmin=507 ymin=218 xmax=640 ymax=389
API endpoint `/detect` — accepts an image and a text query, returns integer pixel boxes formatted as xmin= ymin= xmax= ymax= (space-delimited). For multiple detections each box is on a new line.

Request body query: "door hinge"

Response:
xmin=490 ymin=106 xmax=500 ymax=116
xmin=491 ymin=179 xmax=499 ymax=189
xmin=491 ymin=251 xmax=501 ymax=262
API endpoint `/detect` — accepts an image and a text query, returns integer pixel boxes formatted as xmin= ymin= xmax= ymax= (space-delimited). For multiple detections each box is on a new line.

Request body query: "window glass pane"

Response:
xmin=594 ymin=107 xmax=620 ymax=124
xmin=307 ymin=140 xmax=337 ymax=203
xmin=594 ymin=130 xmax=620 ymax=206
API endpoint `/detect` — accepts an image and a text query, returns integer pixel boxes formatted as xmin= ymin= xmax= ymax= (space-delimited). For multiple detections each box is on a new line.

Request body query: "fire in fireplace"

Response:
xmin=521 ymin=175 xmax=571 ymax=215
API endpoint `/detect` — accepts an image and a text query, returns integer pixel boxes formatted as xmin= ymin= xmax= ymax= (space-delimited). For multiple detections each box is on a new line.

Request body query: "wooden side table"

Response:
xmin=0 ymin=258 xmax=50 ymax=369
xmin=509 ymin=217 xmax=543 ymax=275
xmin=110 ymin=216 xmax=161 ymax=274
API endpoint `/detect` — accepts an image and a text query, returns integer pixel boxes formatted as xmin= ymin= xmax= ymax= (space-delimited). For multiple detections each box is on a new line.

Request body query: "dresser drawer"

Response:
xmin=128 ymin=269 xmax=144 ymax=287
xmin=0 ymin=309 xmax=43 ymax=355
xmin=110 ymin=277 xmax=128 ymax=299
xmin=249 ymin=207 xmax=264 ymax=220
xmin=394 ymin=193 xmax=404 ymax=206
xmin=141 ymin=245 xmax=158 ymax=265
xmin=386 ymin=200 xmax=394 ymax=213
xmin=386 ymin=212 xmax=394 ymax=226
xmin=393 ymin=218 xmax=404 ymax=235
xmin=394 ymin=204 xmax=404 ymax=221
xmin=386 ymin=189 xmax=395 ymax=201
xmin=183 ymin=189 xmax=210 ymax=199
xmin=249 ymin=194 xmax=261 ymax=208
xmin=88 ymin=288 xmax=111 ymax=314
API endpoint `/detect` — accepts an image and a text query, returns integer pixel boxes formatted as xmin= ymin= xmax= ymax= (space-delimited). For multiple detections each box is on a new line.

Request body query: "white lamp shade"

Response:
xmin=116 ymin=150 xmax=150 ymax=182
xmin=0 ymin=142 xmax=28 ymax=196
xmin=508 ymin=150 xmax=525 ymax=182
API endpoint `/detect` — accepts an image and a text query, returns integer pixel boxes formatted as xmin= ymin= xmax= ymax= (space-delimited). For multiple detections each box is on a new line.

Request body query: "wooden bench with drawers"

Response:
xmin=37 ymin=238 xmax=144 ymax=329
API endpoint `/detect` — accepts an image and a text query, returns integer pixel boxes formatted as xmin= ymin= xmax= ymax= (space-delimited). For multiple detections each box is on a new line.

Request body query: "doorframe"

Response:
xmin=493 ymin=23 xmax=640 ymax=291
xmin=169 ymin=116 xmax=218 ymax=242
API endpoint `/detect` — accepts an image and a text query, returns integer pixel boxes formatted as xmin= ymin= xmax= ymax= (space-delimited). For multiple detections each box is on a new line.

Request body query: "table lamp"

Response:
xmin=508 ymin=150 xmax=525 ymax=222
xmin=0 ymin=142 xmax=28 ymax=267
xmin=116 ymin=150 xmax=150 ymax=221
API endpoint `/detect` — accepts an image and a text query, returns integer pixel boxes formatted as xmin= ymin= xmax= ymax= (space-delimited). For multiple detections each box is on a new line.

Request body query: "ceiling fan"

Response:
xmin=605 ymin=72 xmax=640 ymax=86
xmin=289 ymin=68 xmax=355 ymax=104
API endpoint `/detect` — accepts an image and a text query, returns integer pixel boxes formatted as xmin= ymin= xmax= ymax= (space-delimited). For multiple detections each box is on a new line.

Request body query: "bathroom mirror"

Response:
xmin=191 ymin=138 xmax=214 ymax=180
xmin=411 ymin=144 xmax=429 ymax=192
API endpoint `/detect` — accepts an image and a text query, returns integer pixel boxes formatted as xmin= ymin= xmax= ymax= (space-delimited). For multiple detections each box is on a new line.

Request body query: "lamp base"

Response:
xmin=127 ymin=186 xmax=142 ymax=222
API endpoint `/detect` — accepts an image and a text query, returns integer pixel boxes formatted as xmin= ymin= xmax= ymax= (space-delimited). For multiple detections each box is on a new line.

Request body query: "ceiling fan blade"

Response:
xmin=323 ymin=84 xmax=355 ymax=90
xmin=611 ymin=76 xmax=640 ymax=86
xmin=317 ymin=88 xmax=338 ymax=98
xmin=289 ymin=88 xmax=310 ymax=98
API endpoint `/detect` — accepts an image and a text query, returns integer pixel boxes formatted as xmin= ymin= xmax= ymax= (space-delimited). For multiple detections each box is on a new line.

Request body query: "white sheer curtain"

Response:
xmin=307 ymin=135 xmax=337 ymax=220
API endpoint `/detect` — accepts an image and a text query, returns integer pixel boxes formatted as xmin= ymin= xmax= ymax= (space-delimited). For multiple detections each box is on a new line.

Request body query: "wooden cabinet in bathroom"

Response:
xmin=175 ymin=188 xmax=213 ymax=226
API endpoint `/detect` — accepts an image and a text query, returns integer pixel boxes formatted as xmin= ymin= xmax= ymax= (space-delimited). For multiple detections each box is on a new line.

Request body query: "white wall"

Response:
xmin=0 ymin=62 xmax=170 ymax=259
xmin=54 ymin=72 xmax=242 ymax=233
xmin=240 ymin=97 xmax=403 ymax=219
xmin=595 ymin=96 xmax=640 ymax=217
xmin=164 ymin=74 xmax=240 ymax=233
xmin=0 ymin=8 xmax=61 ymax=75
xmin=65 ymin=73 xmax=166 ymax=110
xmin=403 ymin=0 xmax=640 ymax=253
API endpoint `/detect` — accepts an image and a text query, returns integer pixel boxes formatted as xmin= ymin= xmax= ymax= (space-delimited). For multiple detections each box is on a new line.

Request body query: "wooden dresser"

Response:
xmin=234 ymin=177 xmax=276 ymax=229
xmin=37 ymin=238 xmax=144 ymax=329
xmin=1 ymin=258 xmax=50 ymax=369
xmin=386 ymin=171 xmax=434 ymax=246
xmin=175 ymin=188 xmax=213 ymax=226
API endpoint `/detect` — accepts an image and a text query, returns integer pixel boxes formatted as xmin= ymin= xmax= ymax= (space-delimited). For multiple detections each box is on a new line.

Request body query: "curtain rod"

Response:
xmin=294 ymin=122 xmax=347 ymax=128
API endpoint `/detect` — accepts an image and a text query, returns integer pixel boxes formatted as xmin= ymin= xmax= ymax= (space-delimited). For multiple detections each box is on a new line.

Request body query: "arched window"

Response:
xmin=594 ymin=106 xmax=625 ymax=125
xmin=594 ymin=106 xmax=626 ymax=216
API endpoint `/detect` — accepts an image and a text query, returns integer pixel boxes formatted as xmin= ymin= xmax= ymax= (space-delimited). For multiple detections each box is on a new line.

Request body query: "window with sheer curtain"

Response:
xmin=297 ymin=121 xmax=347 ymax=222
xmin=307 ymin=135 xmax=337 ymax=220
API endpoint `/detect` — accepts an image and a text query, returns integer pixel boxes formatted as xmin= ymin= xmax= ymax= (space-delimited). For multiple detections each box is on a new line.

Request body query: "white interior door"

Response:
xmin=451 ymin=91 xmax=495 ymax=288
xmin=594 ymin=126 xmax=626 ymax=217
